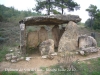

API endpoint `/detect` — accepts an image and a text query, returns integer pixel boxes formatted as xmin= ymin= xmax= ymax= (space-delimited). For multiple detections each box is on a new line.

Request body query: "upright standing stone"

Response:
xmin=39 ymin=27 xmax=48 ymax=43
xmin=27 ymin=31 xmax=39 ymax=47
xmin=58 ymin=21 xmax=78 ymax=52
xmin=52 ymin=25 xmax=60 ymax=47
xmin=20 ymin=23 xmax=26 ymax=55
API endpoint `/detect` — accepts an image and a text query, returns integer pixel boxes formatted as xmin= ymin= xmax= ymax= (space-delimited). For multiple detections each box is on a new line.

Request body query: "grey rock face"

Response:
xmin=58 ymin=21 xmax=78 ymax=52
xmin=78 ymin=35 xmax=97 ymax=49
xmin=39 ymin=39 xmax=54 ymax=55
xmin=79 ymin=47 xmax=99 ymax=55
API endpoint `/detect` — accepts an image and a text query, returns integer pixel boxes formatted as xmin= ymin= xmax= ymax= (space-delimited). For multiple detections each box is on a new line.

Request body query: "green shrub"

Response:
xmin=1 ymin=71 xmax=19 ymax=75
xmin=0 ymin=37 xmax=6 ymax=44
xmin=0 ymin=28 xmax=5 ymax=31
xmin=0 ymin=46 xmax=9 ymax=62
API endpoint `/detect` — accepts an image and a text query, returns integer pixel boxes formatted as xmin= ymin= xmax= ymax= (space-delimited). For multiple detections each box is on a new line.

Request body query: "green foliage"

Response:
xmin=85 ymin=18 xmax=91 ymax=27
xmin=77 ymin=22 xmax=85 ymax=25
xmin=0 ymin=4 xmax=40 ymax=22
xmin=34 ymin=0 xmax=80 ymax=15
xmin=97 ymin=39 xmax=100 ymax=47
xmin=0 ymin=46 xmax=9 ymax=62
xmin=55 ymin=0 xmax=80 ymax=11
xmin=33 ymin=73 xmax=37 ymax=75
xmin=85 ymin=4 xmax=100 ymax=29
xmin=47 ymin=58 xmax=100 ymax=75
xmin=1 ymin=71 xmax=19 ymax=75
xmin=51 ymin=9 xmax=61 ymax=14
xmin=93 ymin=11 xmax=100 ymax=29
xmin=0 ymin=37 xmax=6 ymax=44
xmin=86 ymin=4 xmax=97 ymax=18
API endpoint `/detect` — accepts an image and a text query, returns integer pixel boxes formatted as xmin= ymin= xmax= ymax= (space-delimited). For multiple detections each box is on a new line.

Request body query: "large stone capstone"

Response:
xmin=58 ymin=21 xmax=78 ymax=52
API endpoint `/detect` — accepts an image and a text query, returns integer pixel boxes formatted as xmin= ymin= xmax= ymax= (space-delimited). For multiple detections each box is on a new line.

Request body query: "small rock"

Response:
xmin=17 ymin=51 xmax=21 ymax=54
xmin=12 ymin=56 xmax=18 ymax=59
xmin=11 ymin=59 xmax=17 ymax=63
xmin=17 ymin=57 xmax=24 ymax=61
xmin=6 ymin=54 xmax=12 ymax=57
xmin=51 ymin=52 xmax=57 ymax=56
xmin=41 ymin=55 xmax=47 ymax=59
xmin=79 ymin=51 xmax=85 ymax=55
xmin=75 ymin=52 xmax=79 ymax=54
xmin=47 ymin=55 xmax=54 ymax=60
xmin=6 ymin=56 xmax=12 ymax=61
xmin=10 ymin=50 xmax=13 ymax=52
xmin=17 ymin=58 xmax=20 ymax=61
xmin=25 ymin=57 xmax=32 ymax=61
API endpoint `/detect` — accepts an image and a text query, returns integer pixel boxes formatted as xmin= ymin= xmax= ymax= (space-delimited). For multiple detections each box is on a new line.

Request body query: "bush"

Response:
xmin=0 ymin=37 xmax=6 ymax=44
xmin=1 ymin=71 xmax=19 ymax=75
xmin=0 ymin=46 xmax=9 ymax=62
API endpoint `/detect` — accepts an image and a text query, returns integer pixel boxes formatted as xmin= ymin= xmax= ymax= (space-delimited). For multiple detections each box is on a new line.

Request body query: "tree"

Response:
xmin=85 ymin=18 xmax=91 ymax=27
xmin=93 ymin=10 xmax=100 ymax=29
xmin=33 ymin=0 xmax=54 ymax=15
xmin=34 ymin=0 xmax=80 ymax=15
xmin=86 ymin=4 xmax=98 ymax=29
xmin=54 ymin=0 xmax=80 ymax=14
xmin=0 ymin=4 xmax=40 ymax=22
xmin=86 ymin=4 xmax=100 ymax=29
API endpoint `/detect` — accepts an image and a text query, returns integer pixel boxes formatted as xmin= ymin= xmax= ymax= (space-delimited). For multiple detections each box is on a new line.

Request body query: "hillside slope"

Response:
xmin=0 ymin=22 xmax=20 ymax=46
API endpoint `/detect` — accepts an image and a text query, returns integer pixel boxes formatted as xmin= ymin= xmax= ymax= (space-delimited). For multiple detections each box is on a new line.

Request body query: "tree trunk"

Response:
xmin=48 ymin=0 xmax=50 ymax=15
xmin=62 ymin=8 xmax=64 ymax=14
xmin=90 ymin=17 xmax=94 ymax=30
xmin=61 ymin=0 xmax=64 ymax=14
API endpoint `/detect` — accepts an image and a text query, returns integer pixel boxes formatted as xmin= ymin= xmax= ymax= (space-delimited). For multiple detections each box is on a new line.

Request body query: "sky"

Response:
xmin=0 ymin=0 xmax=100 ymax=23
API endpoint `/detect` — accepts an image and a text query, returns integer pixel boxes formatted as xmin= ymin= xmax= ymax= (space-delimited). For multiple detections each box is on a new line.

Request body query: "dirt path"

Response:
xmin=0 ymin=51 xmax=100 ymax=72
xmin=0 ymin=54 xmax=58 ymax=71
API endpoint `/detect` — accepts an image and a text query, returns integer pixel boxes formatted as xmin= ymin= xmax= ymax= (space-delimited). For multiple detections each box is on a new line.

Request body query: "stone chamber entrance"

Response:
xmin=19 ymin=14 xmax=81 ymax=55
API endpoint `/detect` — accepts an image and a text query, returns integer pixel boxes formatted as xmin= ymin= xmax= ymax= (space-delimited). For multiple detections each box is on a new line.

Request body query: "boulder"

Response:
xmin=78 ymin=35 xmax=97 ymax=49
xmin=82 ymin=47 xmax=99 ymax=53
xmin=5 ymin=53 xmax=13 ymax=61
xmin=6 ymin=53 xmax=13 ymax=57
xmin=39 ymin=39 xmax=54 ymax=56
xmin=79 ymin=47 xmax=99 ymax=55
xmin=6 ymin=56 xmax=12 ymax=61
xmin=80 ymin=47 xmax=99 ymax=55
xmin=12 ymin=55 xmax=18 ymax=59
xmin=58 ymin=21 xmax=78 ymax=52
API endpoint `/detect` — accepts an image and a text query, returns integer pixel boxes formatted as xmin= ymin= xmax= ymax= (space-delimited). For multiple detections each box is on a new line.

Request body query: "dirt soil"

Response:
xmin=0 ymin=51 xmax=100 ymax=71
xmin=0 ymin=54 xmax=58 ymax=71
